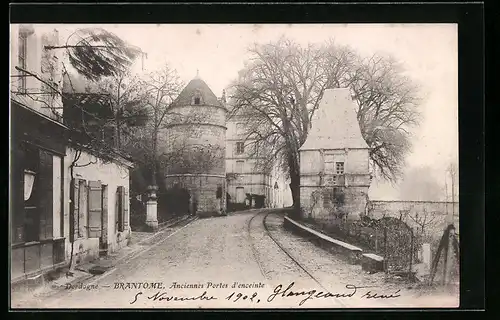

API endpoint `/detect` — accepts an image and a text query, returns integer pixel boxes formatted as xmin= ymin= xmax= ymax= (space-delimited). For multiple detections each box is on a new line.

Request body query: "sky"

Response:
xmin=38 ymin=23 xmax=458 ymax=200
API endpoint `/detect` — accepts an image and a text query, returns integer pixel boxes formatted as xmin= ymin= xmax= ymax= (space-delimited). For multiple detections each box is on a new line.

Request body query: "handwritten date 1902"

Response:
xmin=226 ymin=291 xmax=260 ymax=303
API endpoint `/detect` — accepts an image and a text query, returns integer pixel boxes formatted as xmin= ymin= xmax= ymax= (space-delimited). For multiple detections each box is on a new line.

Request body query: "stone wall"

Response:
xmin=299 ymin=148 xmax=371 ymax=223
xmin=300 ymin=185 xmax=369 ymax=223
xmin=161 ymin=103 xmax=226 ymax=173
xmin=368 ymin=200 xmax=460 ymax=237
xmin=165 ymin=174 xmax=226 ymax=214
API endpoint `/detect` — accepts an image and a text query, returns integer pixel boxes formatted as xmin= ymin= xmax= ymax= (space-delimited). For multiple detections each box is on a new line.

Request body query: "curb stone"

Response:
xmin=91 ymin=215 xmax=197 ymax=268
xmin=12 ymin=215 xmax=197 ymax=305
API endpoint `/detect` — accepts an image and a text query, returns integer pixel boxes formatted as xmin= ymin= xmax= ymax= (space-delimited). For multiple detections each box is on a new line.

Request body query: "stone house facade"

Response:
xmin=299 ymin=88 xmax=372 ymax=223
xmin=225 ymin=114 xmax=291 ymax=209
xmin=10 ymin=24 xmax=132 ymax=284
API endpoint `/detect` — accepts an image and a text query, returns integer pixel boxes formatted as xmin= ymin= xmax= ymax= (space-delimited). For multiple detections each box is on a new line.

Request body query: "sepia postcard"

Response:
xmin=10 ymin=22 xmax=460 ymax=309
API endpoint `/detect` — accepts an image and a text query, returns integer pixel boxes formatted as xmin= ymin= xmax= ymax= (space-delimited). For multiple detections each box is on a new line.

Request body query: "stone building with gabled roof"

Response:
xmin=299 ymin=88 xmax=372 ymax=223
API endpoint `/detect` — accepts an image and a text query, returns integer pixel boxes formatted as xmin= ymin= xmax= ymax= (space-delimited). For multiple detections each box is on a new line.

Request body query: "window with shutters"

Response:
xmin=88 ymin=181 xmax=103 ymax=238
xmin=236 ymin=142 xmax=245 ymax=155
xmin=78 ymin=180 xmax=88 ymax=238
xmin=71 ymin=178 xmax=89 ymax=239
xmin=116 ymin=186 xmax=128 ymax=232
xmin=15 ymin=143 xmax=55 ymax=243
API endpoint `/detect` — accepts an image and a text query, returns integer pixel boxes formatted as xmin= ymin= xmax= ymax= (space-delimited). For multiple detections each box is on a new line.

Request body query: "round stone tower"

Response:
xmin=162 ymin=74 xmax=227 ymax=216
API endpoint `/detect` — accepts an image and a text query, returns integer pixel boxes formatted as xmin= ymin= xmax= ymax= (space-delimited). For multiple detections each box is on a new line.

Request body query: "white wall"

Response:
xmin=10 ymin=24 xmax=63 ymax=120
xmin=346 ymin=149 xmax=370 ymax=174
xmin=52 ymin=155 xmax=62 ymax=238
xmin=63 ymin=147 xmax=132 ymax=262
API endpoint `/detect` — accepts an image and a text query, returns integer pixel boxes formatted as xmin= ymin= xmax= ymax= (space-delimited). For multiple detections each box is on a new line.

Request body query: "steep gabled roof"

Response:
xmin=171 ymin=77 xmax=223 ymax=108
xmin=300 ymin=88 xmax=369 ymax=151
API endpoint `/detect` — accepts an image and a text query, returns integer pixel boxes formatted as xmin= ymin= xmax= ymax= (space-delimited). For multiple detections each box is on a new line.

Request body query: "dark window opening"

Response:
xmin=194 ymin=97 xmax=201 ymax=105
xmin=216 ymin=185 xmax=223 ymax=199
xmin=236 ymin=142 xmax=245 ymax=155
xmin=336 ymin=162 xmax=345 ymax=174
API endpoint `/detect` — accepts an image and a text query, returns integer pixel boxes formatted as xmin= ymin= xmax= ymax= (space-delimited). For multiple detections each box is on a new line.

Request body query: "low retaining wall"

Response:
xmin=283 ymin=216 xmax=384 ymax=272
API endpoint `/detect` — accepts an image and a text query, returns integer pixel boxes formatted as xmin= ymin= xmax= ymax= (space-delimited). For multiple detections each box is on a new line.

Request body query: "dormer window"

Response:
xmin=192 ymin=90 xmax=203 ymax=105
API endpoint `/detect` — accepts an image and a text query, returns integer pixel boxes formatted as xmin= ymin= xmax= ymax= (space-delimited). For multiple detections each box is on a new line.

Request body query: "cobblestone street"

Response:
xmin=11 ymin=209 xmax=459 ymax=309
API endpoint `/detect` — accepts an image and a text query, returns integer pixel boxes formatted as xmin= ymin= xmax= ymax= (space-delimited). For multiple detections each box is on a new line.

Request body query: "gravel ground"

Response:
xmin=12 ymin=212 xmax=268 ymax=309
xmin=11 ymin=209 xmax=458 ymax=309
xmin=264 ymin=212 xmax=459 ymax=308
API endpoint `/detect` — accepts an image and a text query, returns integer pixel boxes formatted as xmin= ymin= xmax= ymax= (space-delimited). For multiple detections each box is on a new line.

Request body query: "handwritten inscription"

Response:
xmin=127 ymin=281 xmax=402 ymax=306
xmin=226 ymin=291 xmax=261 ymax=303
xmin=130 ymin=291 xmax=217 ymax=305
xmin=267 ymin=282 xmax=401 ymax=306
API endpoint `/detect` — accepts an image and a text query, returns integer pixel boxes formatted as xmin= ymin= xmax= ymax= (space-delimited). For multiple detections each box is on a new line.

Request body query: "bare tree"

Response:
xmin=229 ymin=37 xmax=421 ymax=213
xmin=126 ymin=64 xmax=184 ymax=187
xmin=349 ymin=54 xmax=421 ymax=181
xmin=445 ymin=161 xmax=458 ymax=223
xmin=408 ymin=209 xmax=439 ymax=237
xmin=120 ymin=64 xmax=223 ymax=190
xmin=83 ymin=71 xmax=150 ymax=148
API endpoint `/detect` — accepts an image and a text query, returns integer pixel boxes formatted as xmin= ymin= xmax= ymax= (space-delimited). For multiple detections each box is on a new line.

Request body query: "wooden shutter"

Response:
xmin=101 ymin=185 xmax=109 ymax=247
xmin=88 ymin=181 xmax=102 ymax=238
xmin=38 ymin=150 xmax=53 ymax=241
xmin=117 ymin=186 xmax=124 ymax=232
xmin=78 ymin=180 xmax=87 ymax=238
xmin=12 ymin=144 xmax=26 ymax=243
xmin=122 ymin=187 xmax=129 ymax=230
xmin=70 ymin=178 xmax=80 ymax=242
xmin=115 ymin=187 xmax=119 ymax=233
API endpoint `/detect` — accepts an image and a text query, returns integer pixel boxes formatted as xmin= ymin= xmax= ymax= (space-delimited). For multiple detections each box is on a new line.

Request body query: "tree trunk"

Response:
xmin=290 ymin=174 xmax=300 ymax=213
xmin=288 ymin=153 xmax=301 ymax=219
xmin=151 ymin=129 xmax=158 ymax=187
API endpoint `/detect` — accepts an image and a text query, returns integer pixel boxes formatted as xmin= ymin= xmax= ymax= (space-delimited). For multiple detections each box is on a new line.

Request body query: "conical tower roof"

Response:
xmin=300 ymin=88 xmax=369 ymax=151
xmin=172 ymin=75 xmax=223 ymax=108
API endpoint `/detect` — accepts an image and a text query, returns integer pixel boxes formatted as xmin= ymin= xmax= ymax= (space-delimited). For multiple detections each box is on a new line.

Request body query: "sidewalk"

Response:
xmin=10 ymin=214 xmax=196 ymax=307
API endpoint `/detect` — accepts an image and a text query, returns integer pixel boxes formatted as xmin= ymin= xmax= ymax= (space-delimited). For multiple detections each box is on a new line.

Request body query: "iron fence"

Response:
xmin=333 ymin=217 xmax=420 ymax=279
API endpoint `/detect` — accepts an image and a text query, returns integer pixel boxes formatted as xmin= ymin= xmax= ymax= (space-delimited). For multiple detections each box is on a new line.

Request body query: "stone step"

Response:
xmin=284 ymin=216 xmax=363 ymax=264
xmin=361 ymin=253 xmax=385 ymax=273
